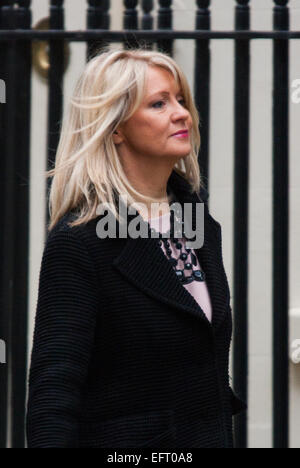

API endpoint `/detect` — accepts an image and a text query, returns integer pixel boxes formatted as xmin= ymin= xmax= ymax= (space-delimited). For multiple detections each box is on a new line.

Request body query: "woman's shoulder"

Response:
xmin=39 ymin=212 xmax=104 ymax=280
xmin=48 ymin=211 xmax=76 ymax=234
xmin=198 ymin=185 xmax=209 ymax=204
xmin=48 ymin=210 xmax=100 ymax=237
xmin=45 ymin=211 xmax=101 ymax=253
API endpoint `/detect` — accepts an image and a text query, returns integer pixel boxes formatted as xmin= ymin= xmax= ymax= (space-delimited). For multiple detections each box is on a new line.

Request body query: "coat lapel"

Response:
xmin=112 ymin=169 xmax=230 ymax=331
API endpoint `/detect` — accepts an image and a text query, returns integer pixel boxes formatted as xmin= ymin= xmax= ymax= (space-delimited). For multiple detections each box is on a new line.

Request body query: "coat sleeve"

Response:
xmin=229 ymin=387 xmax=248 ymax=415
xmin=26 ymin=230 xmax=99 ymax=448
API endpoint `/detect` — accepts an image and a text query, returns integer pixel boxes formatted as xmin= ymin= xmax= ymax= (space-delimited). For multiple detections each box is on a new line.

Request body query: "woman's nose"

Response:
xmin=173 ymin=107 xmax=189 ymax=120
xmin=173 ymin=101 xmax=189 ymax=117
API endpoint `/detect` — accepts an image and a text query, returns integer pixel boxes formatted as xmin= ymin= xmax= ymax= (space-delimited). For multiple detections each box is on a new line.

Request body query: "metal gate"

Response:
xmin=0 ymin=0 xmax=292 ymax=448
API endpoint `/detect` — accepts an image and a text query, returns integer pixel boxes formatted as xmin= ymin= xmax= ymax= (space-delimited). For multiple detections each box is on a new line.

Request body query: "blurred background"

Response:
xmin=0 ymin=0 xmax=299 ymax=448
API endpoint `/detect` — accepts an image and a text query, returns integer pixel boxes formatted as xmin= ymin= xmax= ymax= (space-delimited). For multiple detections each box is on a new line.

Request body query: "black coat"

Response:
xmin=26 ymin=169 xmax=247 ymax=448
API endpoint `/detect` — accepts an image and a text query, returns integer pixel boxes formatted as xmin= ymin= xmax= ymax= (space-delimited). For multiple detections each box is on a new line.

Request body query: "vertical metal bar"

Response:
xmin=0 ymin=0 xmax=15 ymax=450
xmin=233 ymin=0 xmax=251 ymax=449
xmin=123 ymin=0 xmax=139 ymax=50
xmin=46 ymin=0 xmax=65 ymax=230
xmin=87 ymin=0 xmax=111 ymax=62
xmin=141 ymin=0 xmax=154 ymax=50
xmin=157 ymin=0 xmax=173 ymax=57
xmin=194 ymin=0 xmax=211 ymax=191
xmin=272 ymin=0 xmax=290 ymax=449
xmin=10 ymin=0 xmax=32 ymax=448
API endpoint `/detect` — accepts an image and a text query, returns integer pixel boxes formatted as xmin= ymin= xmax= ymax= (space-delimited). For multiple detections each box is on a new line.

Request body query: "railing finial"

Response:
xmin=274 ymin=0 xmax=289 ymax=5
xmin=50 ymin=0 xmax=64 ymax=6
xmin=236 ymin=0 xmax=250 ymax=5
xmin=141 ymin=0 xmax=154 ymax=48
xmin=197 ymin=0 xmax=210 ymax=8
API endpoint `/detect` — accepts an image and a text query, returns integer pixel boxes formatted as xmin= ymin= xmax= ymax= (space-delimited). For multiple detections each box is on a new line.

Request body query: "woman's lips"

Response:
xmin=172 ymin=131 xmax=189 ymax=138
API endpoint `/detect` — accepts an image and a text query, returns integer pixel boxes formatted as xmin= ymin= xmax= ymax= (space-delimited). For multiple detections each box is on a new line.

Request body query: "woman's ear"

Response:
xmin=112 ymin=130 xmax=123 ymax=145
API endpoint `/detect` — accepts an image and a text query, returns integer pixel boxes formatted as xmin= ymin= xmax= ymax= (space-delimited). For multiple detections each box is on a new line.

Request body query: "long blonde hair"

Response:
xmin=46 ymin=46 xmax=204 ymax=231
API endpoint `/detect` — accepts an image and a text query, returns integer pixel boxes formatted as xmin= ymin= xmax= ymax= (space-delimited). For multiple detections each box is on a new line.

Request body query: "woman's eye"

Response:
xmin=152 ymin=99 xmax=186 ymax=109
xmin=152 ymin=100 xmax=165 ymax=109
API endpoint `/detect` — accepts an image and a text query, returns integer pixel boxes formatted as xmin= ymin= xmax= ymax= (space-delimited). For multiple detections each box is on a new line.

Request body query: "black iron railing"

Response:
xmin=0 ymin=0 xmax=291 ymax=449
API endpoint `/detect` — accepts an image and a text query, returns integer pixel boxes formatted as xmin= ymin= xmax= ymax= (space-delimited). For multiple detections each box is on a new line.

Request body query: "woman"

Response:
xmin=26 ymin=47 xmax=247 ymax=448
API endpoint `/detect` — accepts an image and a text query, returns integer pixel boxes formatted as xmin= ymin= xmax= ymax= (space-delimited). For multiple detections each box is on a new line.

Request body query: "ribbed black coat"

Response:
xmin=26 ymin=169 xmax=247 ymax=448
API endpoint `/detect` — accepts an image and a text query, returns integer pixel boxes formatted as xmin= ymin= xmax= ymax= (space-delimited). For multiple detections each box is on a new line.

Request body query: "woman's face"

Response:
xmin=114 ymin=66 xmax=193 ymax=166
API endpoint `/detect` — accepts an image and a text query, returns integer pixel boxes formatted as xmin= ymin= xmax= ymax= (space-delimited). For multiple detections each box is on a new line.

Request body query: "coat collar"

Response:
xmin=112 ymin=169 xmax=230 ymax=331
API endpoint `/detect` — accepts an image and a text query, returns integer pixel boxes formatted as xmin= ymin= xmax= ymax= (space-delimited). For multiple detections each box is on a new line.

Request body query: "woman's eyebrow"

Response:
xmin=148 ymin=90 xmax=183 ymax=99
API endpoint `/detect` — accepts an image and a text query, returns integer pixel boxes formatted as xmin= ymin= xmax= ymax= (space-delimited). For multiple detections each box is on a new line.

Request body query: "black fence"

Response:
xmin=0 ymin=0 xmax=291 ymax=448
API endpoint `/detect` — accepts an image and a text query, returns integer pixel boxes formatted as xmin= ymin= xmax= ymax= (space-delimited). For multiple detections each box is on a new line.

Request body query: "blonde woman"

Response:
xmin=26 ymin=47 xmax=247 ymax=449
